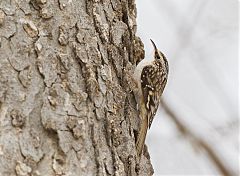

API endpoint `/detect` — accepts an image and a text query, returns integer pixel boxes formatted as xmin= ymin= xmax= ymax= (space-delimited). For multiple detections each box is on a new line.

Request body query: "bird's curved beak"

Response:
xmin=150 ymin=39 xmax=157 ymax=51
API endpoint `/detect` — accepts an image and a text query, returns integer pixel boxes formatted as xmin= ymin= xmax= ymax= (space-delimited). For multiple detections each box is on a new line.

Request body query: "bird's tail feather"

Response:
xmin=136 ymin=112 xmax=148 ymax=156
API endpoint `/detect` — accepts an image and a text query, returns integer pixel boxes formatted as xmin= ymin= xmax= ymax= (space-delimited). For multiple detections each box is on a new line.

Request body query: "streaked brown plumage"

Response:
xmin=134 ymin=39 xmax=169 ymax=156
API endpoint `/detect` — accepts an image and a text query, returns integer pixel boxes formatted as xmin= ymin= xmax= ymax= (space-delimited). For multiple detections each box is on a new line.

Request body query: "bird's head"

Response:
xmin=150 ymin=39 xmax=169 ymax=73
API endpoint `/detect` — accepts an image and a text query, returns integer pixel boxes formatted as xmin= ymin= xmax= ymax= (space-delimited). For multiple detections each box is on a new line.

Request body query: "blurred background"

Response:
xmin=136 ymin=0 xmax=239 ymax=175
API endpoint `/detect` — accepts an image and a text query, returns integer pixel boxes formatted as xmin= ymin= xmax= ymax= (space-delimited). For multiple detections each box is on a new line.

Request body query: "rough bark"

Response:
xmin=0 ymin=0 xmax=153 ymax=176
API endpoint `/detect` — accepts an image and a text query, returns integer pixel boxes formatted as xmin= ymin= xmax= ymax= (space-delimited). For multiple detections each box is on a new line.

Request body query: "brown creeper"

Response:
xmin=133 ymin=39 xmax=169 ymax=156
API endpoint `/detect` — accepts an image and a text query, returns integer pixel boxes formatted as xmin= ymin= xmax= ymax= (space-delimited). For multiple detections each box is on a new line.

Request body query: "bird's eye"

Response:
xmin=156 ymin=55 xmax=160 ymax=59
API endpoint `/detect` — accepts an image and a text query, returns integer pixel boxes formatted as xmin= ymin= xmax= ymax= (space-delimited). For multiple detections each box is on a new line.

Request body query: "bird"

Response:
xmin=133 ymin=39 xmax=169 ymax=156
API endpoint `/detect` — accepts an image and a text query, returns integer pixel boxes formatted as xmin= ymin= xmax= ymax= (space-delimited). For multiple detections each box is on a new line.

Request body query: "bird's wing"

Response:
xmin=141 ymin=64 xmax=167 ymax=128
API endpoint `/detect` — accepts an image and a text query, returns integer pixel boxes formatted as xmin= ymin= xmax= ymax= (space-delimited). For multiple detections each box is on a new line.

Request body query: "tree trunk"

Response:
xmin=0 ymin=0 xmax=153 ymax=175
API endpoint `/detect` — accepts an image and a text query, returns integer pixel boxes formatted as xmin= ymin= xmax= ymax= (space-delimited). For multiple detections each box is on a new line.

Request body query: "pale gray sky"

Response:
xmin=136 ymin=0 xmax=238 ymax=175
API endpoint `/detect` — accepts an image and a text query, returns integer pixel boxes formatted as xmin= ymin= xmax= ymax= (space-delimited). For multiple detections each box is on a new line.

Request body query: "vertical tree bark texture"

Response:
xmin=0 ymin=0 xmax=153 ymax=175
